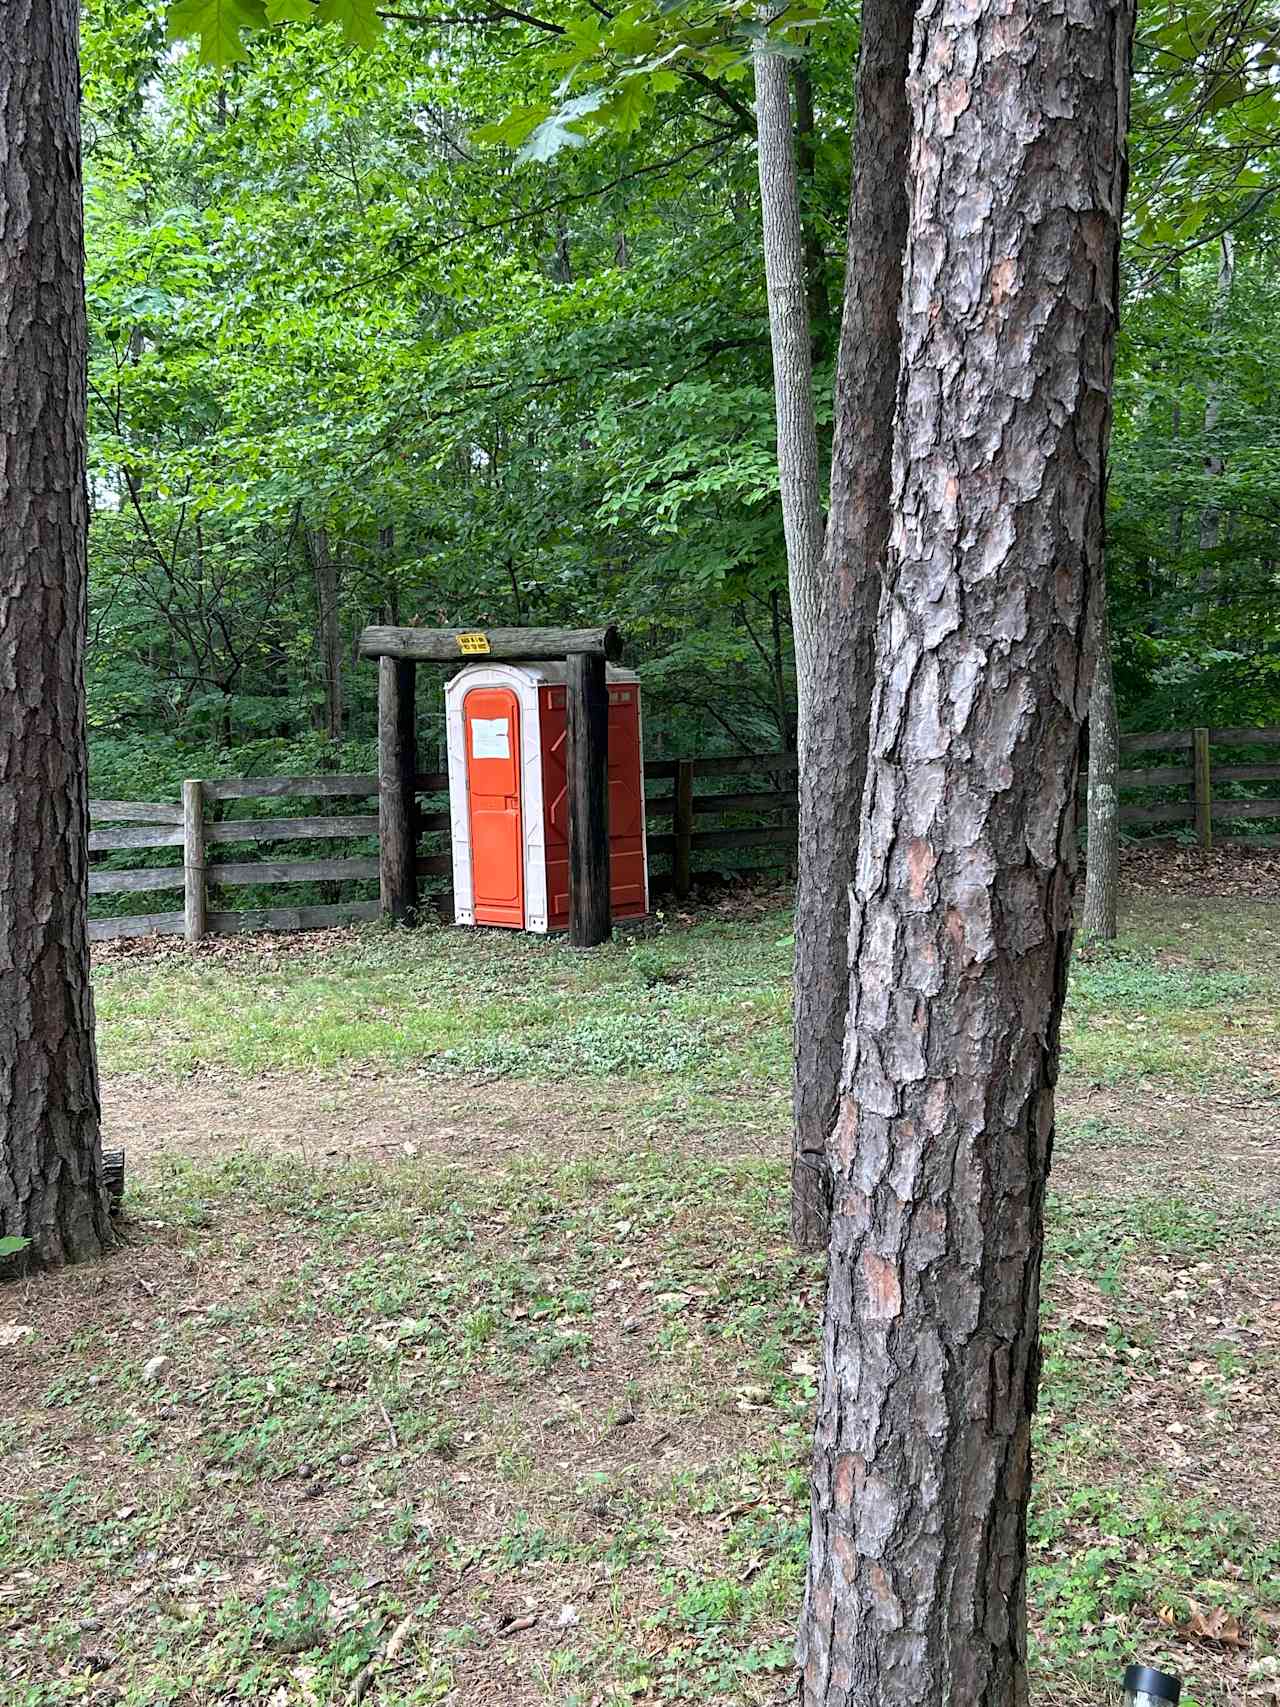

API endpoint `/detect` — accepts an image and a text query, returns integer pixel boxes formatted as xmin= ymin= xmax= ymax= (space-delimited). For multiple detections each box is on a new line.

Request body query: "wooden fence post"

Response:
xmin=566 ymin=651 xmax=611 ymax=947
xmin=182 ymin=780 xmax=207 ymax=942
xmin=1193 ymin=726 xmax=1213 ymax=850
xmin=673 ymin=759 xmax=694 ymax=901
xmin=379 ymin=656 xmax=419 ymax=922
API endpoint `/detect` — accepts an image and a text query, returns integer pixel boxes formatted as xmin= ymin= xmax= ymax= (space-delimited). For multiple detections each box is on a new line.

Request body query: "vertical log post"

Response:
xmin=673 ymin=759 xmax=694 ymax=902
xmin=566 ymin=651 xmax=611 ymax=947
xmin=1193 ymin=726 xmax=1212 ymax=851
xmin=379 ymin=656 xmax=418 ymax=922
xmin=182 ymin=780 xmax=207 ymax=943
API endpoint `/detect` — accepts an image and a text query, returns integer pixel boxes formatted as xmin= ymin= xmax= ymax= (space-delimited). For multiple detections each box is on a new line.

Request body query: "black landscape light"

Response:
xmin=1123 ymin=1664 xmax=1182 ymax=1707
xmin=103 ymin=1149 xmax=126 ymax=1213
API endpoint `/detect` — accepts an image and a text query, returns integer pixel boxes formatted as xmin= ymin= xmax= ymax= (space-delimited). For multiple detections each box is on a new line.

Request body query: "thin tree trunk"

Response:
xmin=1083 ymin=581 xmax=1120 ymax=942
xmin=799 ymin=1 xmax=1134 ymax=1699
xmin=754 ymin=21 xmax=824 ymax=761
xmin=790 ymin=0 xmax=917 ymax=1251
xmin=379 ymin=525 xmax=398 ymax=625
xmin=306 ymin=525 xmax=342 ymax=742
xmin=1198 ymin=233 xmax=1234 ymax=610
xmin=1170 ymin=397 xmax=1184 ymax=556
xmin=0 ymin=0 xmax=112 ymax=1267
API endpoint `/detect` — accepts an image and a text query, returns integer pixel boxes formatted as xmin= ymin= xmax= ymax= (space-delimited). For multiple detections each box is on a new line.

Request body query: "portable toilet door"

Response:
xmin=446 ymin=660 xmax=647 ymax=933
xmin=461 ymin=683 xmax=526 ymax=928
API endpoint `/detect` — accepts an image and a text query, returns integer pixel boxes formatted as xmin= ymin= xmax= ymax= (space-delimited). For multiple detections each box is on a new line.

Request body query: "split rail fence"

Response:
xmin=88 ymin=725 xmax=1280 ymax=943
xmin=89 ymin=771 xmax=448 ymax=943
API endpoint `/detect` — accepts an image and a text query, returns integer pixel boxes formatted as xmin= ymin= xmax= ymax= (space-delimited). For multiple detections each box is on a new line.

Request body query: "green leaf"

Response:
xmin=606 ymin=18 xmax=659 ymax=55
xmin=598 ymin=75 xmax=652 ymax=139
xmin=316 ymin=0 xmax=381 ymax=49
xmin=472 ymin=105 xmax=551 ymax=148
xmin=0 ymin=1236 xmax=31 ymax=1259
xmin=265 ymin=0 xmax=314 ymax=20
xmin=166 ymin=0 xmax=268 ymax=65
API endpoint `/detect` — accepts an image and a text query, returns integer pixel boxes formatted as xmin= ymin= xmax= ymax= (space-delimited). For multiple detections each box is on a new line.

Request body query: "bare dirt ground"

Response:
xmin=102 ymin=1067 xmax=1280 ymax=1207
xmin=100 ymin=1072 xmax=786 ymax=1175
xmin=1055 ymin=1081 xmax=1280 ymax=1205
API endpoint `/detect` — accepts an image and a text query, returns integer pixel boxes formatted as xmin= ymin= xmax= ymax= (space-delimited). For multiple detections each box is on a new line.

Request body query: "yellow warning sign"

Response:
xmin=456 ymin=631 xmax=491 ymax=655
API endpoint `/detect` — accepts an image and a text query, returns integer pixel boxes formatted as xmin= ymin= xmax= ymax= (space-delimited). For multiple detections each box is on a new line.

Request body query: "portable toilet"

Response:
xmin=444 ymin=661 xmax=649 ymax=932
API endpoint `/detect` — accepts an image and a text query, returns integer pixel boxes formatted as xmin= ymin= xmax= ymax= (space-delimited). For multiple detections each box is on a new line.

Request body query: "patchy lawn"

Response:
xmin=3 ymin=879 xmax=1280 ymax=1706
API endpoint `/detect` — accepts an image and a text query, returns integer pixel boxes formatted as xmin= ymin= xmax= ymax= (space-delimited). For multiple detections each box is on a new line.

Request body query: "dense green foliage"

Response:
xmin=81 ymin=0 xmax=1280 ymax=798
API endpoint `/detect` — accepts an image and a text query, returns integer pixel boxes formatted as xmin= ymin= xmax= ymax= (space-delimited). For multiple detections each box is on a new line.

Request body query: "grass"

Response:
xmin=91 ymin=915 xmax=792 ymax=1083
xmin=3 ymin=889 xmax=1280 ymax=1705
xmin=91 ymin=899 xmax=1280 ymax=1093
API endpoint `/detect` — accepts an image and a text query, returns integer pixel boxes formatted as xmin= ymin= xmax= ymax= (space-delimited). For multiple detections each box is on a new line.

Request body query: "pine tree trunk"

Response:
xmin=0 ymin=0 xmax=111 ymax=1268
xmin=1082 ymin=584 xmax=1120 ymax=943
xmin=754 ymin=23 xmax=824 ymax=761
xmin=790 ymin=0 xmax=917 ymax=1251
xmin=798 ymin=1 xmax=1134 ymax=1698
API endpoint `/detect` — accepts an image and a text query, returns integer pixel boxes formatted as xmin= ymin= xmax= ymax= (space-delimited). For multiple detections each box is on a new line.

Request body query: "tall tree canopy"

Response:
xmin=80 ymin=0 xmax=1280 ymax=784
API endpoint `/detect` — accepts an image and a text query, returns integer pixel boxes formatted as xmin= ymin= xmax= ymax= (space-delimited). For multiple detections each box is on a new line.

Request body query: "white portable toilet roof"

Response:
xmin=444 ymin=659 xmax=638 ymax=701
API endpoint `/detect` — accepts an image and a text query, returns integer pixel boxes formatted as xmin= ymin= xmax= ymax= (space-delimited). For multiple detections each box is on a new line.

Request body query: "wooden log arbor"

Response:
xmin=358 ymin=623 xmax=621 ymax=946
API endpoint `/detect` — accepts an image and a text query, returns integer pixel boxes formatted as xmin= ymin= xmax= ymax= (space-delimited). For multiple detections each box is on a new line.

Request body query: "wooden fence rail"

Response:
xmin=86 ymin=726 xmax=1280 ymax=941
xmin=86 ymin=774 xmax=410 ymax=943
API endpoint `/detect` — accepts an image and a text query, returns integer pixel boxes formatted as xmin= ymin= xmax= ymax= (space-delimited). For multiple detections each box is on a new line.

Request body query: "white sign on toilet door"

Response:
xmin=471 ymin=717 xmax=511 ymax=760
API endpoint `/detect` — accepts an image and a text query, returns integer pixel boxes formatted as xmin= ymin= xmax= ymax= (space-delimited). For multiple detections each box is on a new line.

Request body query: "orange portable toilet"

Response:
xmin=445 ymin=661 xmax=649 ymax=932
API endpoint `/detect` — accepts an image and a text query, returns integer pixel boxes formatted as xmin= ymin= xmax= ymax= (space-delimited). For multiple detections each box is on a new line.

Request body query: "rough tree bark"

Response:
xmin=790 ymin=0 xmax=917 ymax=1251
xmin=1082 ymin=577 xmax=1119 ymax=942
xmin=753 ymin=22 xmax=824 ymax=760
xmin=0 ymin=0 xmax=112 ymax=1266
xmin=798 ymin=0 xmax=1134 ymax=1699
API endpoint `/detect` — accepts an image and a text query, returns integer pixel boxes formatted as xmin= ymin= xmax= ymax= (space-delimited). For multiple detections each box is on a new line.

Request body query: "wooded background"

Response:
xmin=81 ymin=0 xmax=1280 ymax=805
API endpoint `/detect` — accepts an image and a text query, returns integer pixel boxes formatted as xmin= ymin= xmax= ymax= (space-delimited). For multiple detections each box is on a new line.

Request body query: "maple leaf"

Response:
xmin=316 ymin=0 xmax=382 ymax=50
xmin=167 ymin=0 xmax=268 ymax=65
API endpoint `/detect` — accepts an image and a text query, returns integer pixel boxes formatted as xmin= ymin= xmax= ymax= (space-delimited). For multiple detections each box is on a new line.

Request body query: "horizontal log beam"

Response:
xmin=1117 ymin=802 xmax=1195 ymax=824
xmin=206 ymin=814 xmax=378 ymax=845
xmin=1209 ymin=726 xmax=1280 ymax=748
xmin=358 ymin=624 xmax=622 ymax=663
xmin=692 ymin=753 xmax=799 ymax=777
xmin=414 ymin=854 xmax=454 ymax=877
xmin=1115 ymin=766 xmax=1191 ymax=788
xmin=203 ymin=774 xmax=377 ymax=801
xmin=1119 ymin=730 xmax=1192 ymax=753
xmin=1209 ymin=798 xmax=1280 ymax=820
xmin=88 ymin=799 xmax=183 ymax=824
xmin=693 ymin=789 xmax=796 ymax=814
xmin=90 ymin=825 xmax=185 ymax=851
xmin=1215 ymin=764 xmax=1280 ymax=783
xmin=200 ymin=772 xmax=449 ymax=801
xmin=208 ymin=857 xmax=380 ymax=886
xmin=89 ymin=911 xmax=186 ymax=941
xmin=207 ymin=902 xmax=380 ymax=934
xmin=688 ymin=825 xmax=795 ymax=851
xmin=89 ymin=866 xmax=183 ymax=896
